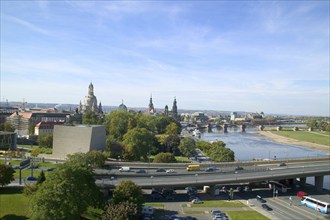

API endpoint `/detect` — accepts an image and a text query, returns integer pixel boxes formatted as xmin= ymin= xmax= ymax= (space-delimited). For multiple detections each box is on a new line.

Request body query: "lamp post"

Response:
xmin=148 ymin=151 xmax=150 ymax=173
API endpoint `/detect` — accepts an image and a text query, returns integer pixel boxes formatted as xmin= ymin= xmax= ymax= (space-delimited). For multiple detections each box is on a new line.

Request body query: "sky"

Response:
xmin=1 ymin=1 xmax=329 ymax=116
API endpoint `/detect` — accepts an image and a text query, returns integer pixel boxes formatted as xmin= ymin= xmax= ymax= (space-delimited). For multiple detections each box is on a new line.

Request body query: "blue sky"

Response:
xmin=1 ymin=1 xmax=329 ymax=116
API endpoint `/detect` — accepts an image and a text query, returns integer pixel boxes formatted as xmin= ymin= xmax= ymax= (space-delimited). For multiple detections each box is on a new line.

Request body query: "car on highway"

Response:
xmin=235 ymin=166 xmax=244 ymax=171
xmin=136 ymin=169 xmax=146 ymax=173
xmin=166 ymin=169 xmax=175 ymax=173
xmin=278 ymin=162 xmax=287 ymax=167
xmin=256 ymin=195 xmax=266 ymax=203
xmin=261 ymin=204 xmax=273 ymax=211
xmin=205 ymin=167 xmax=217 ymax=172
xmin=156 ymin=168 xmax=166 ymax=172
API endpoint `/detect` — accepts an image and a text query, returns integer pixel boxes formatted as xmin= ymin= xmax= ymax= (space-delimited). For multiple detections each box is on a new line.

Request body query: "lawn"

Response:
xmin=226 ymin=210 xmax=269 ymax=220
xmin=190 ymin=200 xmax=246 ymax=207
xmin=271 ymin=131 xmax=330 ymax=146
xmin=0 ymin=187 xmax=30 ymax=220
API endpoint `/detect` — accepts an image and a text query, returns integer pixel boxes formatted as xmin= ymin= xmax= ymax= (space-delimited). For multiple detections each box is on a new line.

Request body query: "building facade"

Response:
xmin=35 ymin=121 xmax=64 ymax=136
xmin=52 ymin=124 xmax=106 ymax=159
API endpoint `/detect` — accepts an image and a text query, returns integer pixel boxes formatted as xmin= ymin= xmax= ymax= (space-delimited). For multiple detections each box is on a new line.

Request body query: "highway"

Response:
xmin=95 ymin=160 xmax=330 ymax=188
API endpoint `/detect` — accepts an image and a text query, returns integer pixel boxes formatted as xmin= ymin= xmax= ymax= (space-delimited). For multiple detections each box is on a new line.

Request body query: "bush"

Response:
xmin=153 ymin=152 xmax=176 ymax=163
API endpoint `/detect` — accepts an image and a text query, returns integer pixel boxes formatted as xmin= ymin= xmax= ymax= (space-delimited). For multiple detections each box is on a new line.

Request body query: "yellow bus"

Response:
xmin=186 ymin=164 xmax=200 ymax=171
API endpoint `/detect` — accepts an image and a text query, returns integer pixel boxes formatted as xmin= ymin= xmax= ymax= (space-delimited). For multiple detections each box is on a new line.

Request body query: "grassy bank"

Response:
xmin=271 ymin=131 xmax=330 ymax=146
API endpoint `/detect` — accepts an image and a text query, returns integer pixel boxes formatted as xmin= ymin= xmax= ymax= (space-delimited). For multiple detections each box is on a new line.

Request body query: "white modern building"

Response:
xmin=52 ymin=124 xmax=106 ymax=159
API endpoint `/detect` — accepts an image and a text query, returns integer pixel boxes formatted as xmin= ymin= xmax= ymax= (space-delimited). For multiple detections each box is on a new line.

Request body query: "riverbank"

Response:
xmin=259 ymin=131 xmax=330 ymax=151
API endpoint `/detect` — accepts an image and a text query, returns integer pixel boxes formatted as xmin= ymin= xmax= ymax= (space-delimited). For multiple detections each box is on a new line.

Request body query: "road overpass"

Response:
xmin=95 ymin=159 xmax=330 ymax=190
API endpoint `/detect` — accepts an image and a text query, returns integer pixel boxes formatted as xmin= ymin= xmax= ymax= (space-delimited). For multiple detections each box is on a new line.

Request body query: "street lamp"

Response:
xmin=148 ymin=152 xmax=150 ymax=173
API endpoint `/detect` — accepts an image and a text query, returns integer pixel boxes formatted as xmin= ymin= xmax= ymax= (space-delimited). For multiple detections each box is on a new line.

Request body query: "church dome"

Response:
xmin=118 ymin=101 xmax=128 ymax=111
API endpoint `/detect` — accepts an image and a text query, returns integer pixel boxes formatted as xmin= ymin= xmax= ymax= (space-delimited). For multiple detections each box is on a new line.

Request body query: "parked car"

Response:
xmin=256 ymin=195 xmax=266 ymax=203
xmin=184 ymin=216 xmax=197 ymax=220
xmin=162 ymin=188 xmax=175 ymax=195
xmin=261 ymin=204 xmax=273 ymax=211
xmin=156 ymin=168 xmax=166 ymax=172
xmin=136 ymin=169 xmax=146 ymax=173
xmin=188 ymin=195 xmax=200 ymax=202
xmin=236 ymin=186 xmax=244 ymax=193
xmin=166 ymin=169 xmax=175 ymax=173
xmin=151 ymin=192 xmax=165 ymax=200
xmin=26 ymin=176 xmax=37 ymax=181
xmin=168 ymin=215 xmax=182 ymax=220
xmin=191 ymin=198 xmax=203 ymax=204
xmin=185 ymin=186 xmax=197 ymax=193
xmin=210 ymin=210 xmax=222 ymax=217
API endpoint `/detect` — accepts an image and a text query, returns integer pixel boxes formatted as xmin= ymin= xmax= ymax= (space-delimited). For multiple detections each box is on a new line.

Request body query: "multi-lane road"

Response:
xmin=95 ymin=160 xmax=330 ymax=188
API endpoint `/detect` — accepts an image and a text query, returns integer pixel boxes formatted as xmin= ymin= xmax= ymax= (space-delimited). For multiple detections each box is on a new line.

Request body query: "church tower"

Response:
xmin=171 ymin=97 xmax=178 ymax=120
xmin=148 ymin=94 xmax=156 ymax=114
xmin=164 ymin=105 xmax=169 ymax=116
xmin=82 ymin=82 xmax=99 ymax=113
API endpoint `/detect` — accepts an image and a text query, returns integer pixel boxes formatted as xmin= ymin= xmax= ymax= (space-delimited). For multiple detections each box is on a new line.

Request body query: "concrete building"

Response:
xmin=0 ymin=131 xmax=17 ymax=150
xmin=52 ymin=124 xmax=106 ymax=159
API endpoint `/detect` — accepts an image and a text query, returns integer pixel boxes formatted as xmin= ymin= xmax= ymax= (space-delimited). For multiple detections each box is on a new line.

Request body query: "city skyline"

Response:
xmin=1 ymin=1 xmax=329 ymax=116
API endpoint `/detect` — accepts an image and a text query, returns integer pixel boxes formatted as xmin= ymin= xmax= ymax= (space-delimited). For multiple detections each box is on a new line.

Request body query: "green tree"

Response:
xmin=66 ymin=151 xmax=107 ymax=169
xmin=155 ymin=116 xmax=178 ymax=134
xmin=153 ymin=152 xmax=176 ymax=163
xmin=112 ymin=180 xmax=144 ymax=214
xmin=106 ymin=136 xmax=124 ymax=159
xmin=122 ymin=128 xmax=156 ymax=161
xmin=196 ymin=140 xmax=234 ymax=162
xmin=162 ymin=134 xmax=180 ymax=154
xmin=37 ymin=170 xmax=46 ymax=185
xmin=101 ymin=201 xmax=139 ymax=220
xmin=165 ymin=122 xmax=181 ymax=135
xmin=30 ymin=164 xmax=103 ymax=220
xmin=136 ymin=114 xmax=157 ymax=133
xmin=104 ymin=110 xmax=136 ymax=141
xmin=0 ymin=164 xmax=15 ymax=187
xmin=0 ymin=122 xmax=15 ymax=132
xmin=38 ymin=134 xmax=53 ymax=148
xmin=23 ymin=183 xmax=39 ymax=197
xmin=307 ymin=118 xmax=317 ymax=128
xmin=82 ymin=111 xmax=100 ymax=125
xmin=178 ymin=137 xmax=196 ymax=157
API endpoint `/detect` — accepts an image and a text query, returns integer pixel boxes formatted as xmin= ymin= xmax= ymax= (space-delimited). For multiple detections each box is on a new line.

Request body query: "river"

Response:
xmin=200 ymin=127 xmax=330 ymax=190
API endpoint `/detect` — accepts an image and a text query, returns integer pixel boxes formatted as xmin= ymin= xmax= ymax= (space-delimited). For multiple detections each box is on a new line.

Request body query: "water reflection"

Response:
xmin=200 ymin=127 xmax=328 ymax=161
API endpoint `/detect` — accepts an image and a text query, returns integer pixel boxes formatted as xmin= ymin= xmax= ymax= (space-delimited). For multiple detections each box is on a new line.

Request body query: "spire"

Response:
xmin=88 ymin=82 xmax=94 ymax=96
xmin=148 ymin=94 xmax=155 ymax=114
